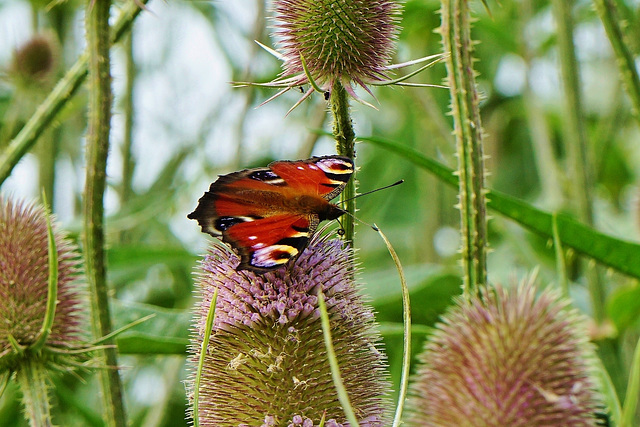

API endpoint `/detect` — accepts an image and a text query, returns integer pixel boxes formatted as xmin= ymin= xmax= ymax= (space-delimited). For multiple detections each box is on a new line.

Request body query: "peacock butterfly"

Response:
xmin=188 ymin=155 xmax=354 ymax=272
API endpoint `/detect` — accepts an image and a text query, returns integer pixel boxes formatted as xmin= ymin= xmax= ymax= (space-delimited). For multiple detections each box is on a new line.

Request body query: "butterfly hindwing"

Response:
xmin=188 ymin=155 xmax=353 ymax=272
xmin=224 ymin=214 xmax=318 ymax=271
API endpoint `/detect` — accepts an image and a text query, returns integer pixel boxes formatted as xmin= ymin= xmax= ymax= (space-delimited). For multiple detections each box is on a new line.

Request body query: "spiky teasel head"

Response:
xmin=407 ymin=280 xmax=603 ymax=426
xmin=0 ymin=197 xmax=88 ymax=373
xmin=187 ymin=235 xmax=391 ymax=426
xmin=273 ymin=0 xmax=401 ymax=93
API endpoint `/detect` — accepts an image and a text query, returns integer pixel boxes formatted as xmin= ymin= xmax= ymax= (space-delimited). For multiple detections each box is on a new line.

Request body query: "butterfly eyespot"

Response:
xmin=337 ymin=228 xmax=345 ymax=236
xmin=215 ymin=216 xmax=247 ymax=231
xmin=251 ymin=245 xmax=299 ymax=268
xmin=249 ymin=170 xmax=285 ymax=185
xmin=316 ymin=158 xmax=354 ymax=179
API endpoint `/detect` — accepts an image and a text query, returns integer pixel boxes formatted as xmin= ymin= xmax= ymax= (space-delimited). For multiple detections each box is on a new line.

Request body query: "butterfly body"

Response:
xmin=188 ymin=156 xmax=354 ymax=272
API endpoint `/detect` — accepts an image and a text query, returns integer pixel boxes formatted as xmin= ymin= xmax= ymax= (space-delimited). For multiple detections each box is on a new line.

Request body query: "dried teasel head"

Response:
xmin=10 ymin=34 xmax=59 ymax=88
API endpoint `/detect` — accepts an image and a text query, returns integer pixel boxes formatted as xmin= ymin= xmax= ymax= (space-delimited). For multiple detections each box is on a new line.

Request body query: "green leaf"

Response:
xmin=378 ymin=322 xmax=432 ymax=337
xmin=363 ymin=135 xmax=640 ymax=280
xmin=107 ymin=245 xmax=197 ymax=271
xmin=363 ymin=262 xmax=461 ymax=326
xmin=607 ymin=283 xmax=640 ymax=331
xmin=363 ymin=263 xmax=458 ymax=302
xmin=111 ymin=299 xmax=191 ymax=355
xmin=116 ymin=333 xmax=188 ymax=355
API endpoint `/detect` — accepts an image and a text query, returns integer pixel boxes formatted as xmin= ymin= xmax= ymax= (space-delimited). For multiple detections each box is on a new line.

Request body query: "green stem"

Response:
xmin=551 ymin=0 xmax=604 ymax=321
xmin=0 ymin=0 xmax=148 ymax=187
xmin=120 ymin=32 xmax=135 ymax=209
xmin=84 ymin=1 xmax=126 ymax=426
xmin=330 ymin=81 xmax=356 ymax=244
xmin=593 ymin=0 xmax=640 ymax=123
xmin=37 ymin=130 xmax=57 ymax=211
xmin=551 ymin=0 xmax=593 ymax=224
xmin=16 ymin=358 xmax=52 ymax=427
xmin=440 ymin=0 xmax=488 ymax=295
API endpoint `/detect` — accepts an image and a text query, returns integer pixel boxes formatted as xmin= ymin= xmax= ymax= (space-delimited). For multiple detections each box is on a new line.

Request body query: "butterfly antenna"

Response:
xmin=335 ymin=207 xmax=380 ymax=232
xmin=339 ymin=179 xmax=404 ymax=205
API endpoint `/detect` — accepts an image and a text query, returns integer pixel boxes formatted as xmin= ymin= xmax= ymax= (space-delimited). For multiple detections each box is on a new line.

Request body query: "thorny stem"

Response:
xmin=593 ymin=0 xmax=640 ymax=123
xmin=16 ymin=358 xmax=52 ymax=427
xmin=120 ymin=32 xmax=135 ymax=212
xmin=84 ymin=1 xmax=127 ymax=426
xmin=330 ymin=81 xmax=356 ymax=244
xmin=440 ymin=0 xmax=488 ymax=296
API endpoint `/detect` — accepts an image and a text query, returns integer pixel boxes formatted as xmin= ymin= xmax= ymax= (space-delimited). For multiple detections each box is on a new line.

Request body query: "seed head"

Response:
xmin=188 ymin=236 xmax=391 ymax=426
xmin=407 ymin=282 xmax=602 ymax=426
xmin=273 ymin=0 xmax=401 ymax=93
xmin=11 ymin=34 xmax=58 ymax=87
xmin=0 ymin=197 xmax=87 ymax=372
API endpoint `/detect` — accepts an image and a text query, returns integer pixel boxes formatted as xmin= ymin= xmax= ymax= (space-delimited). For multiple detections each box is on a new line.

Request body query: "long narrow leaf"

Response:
xmin=621 ymin=336 xmax=640 ymax=427
xmin=362 ymin=135 xmax=640 ymax=280
xmin=375 ymin=227 xmax=411 ymax=427
xmin=193 ymin=288 xmax=218 ymax=427
xmin=317 ymin=291 xmax=359 ymax=427
xmin=31 ymin=194 xmax=58 ymax=352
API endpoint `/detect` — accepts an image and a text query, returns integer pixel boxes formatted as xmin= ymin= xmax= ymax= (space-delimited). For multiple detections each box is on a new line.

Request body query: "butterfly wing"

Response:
xmin=187 ymin=155 xmax=353 ymax=271
xmin=188 ymin=167 xmax=286 ymax=237
xmin=269 ymin=156 xmax=354 ymax=200
xmin=225 ymin=214 xmax=318 ymax=271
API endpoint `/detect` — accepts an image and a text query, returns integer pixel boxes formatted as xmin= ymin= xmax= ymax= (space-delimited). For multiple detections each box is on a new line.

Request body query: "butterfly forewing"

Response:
xmin=269 ymin=156 xmax=353 ymax=200
xmin=188 ymin=155 xmax=353 ymax=272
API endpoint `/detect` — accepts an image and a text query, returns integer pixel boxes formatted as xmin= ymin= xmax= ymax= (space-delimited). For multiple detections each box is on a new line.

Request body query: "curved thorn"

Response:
xmin=300 ymin=54 xmax=324 ymax=94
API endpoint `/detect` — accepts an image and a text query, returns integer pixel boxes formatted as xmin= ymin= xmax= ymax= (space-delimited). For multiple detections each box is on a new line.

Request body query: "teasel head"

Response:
xmin=10 ymin=34 xmax=58 ymax=88
xmin=0 ymin=197 xmax=87 ymax=371
xmin=187 ymin=234 xmax=391 ymax=426
xmin=0 ymin=197 xmax=88 ymax=425
xmin=273 ymin=0 xmax=401 ymax=93
xmin=236 ymin=0 xmax=443 ymax=110
xmin=407 ymin=280 xmax=603 ymax=426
